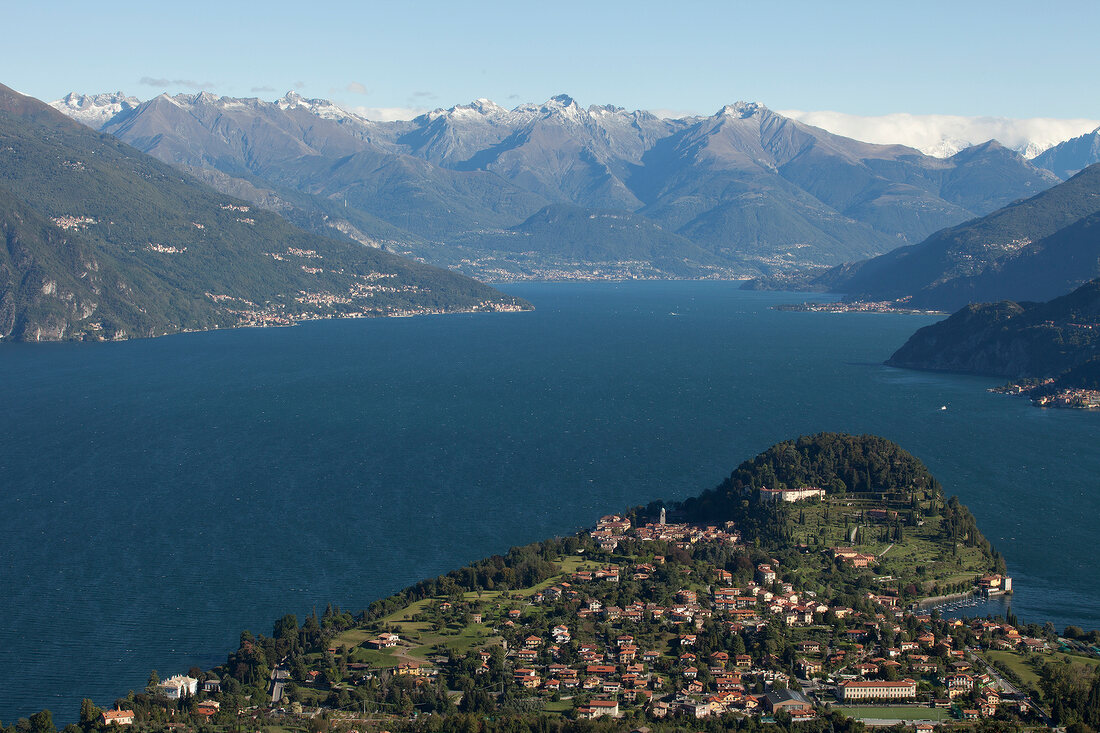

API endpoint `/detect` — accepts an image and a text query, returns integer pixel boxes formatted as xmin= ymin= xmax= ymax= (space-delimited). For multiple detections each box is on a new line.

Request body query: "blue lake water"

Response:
xmin=2 ymin=281 xmax=1098 ymax=722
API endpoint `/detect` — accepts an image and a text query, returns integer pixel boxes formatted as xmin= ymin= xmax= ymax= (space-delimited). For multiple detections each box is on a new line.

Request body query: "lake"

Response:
xmin=2 ymin=281 xmax=1098 ymax=722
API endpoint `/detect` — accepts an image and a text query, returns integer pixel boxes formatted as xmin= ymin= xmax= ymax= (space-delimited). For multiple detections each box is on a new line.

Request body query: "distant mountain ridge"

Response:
xmin=51 ymin=90 xmax=1061 ymax=279
xmin=0 ymin=83 xmax=528 ymax=342
xmin=785 ymin=164 xmax=1100 ymax=311
xmin=1032 ymin=126 xmax=1100 ymax=179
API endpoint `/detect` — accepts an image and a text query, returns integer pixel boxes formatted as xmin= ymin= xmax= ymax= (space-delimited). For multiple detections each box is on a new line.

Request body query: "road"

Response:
xmin=270 ymin=663 xmax=290 ymax=704
xmin=965 ymin=648 xmax=1052 ymax=725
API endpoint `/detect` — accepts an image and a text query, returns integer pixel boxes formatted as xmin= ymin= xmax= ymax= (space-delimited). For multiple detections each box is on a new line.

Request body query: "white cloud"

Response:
xmin=139 ymin=76 xmax=214 ymax=90
xmin=346 ymin=82 xmax=368 ymax=95
xmin=350 ymin=105 xmax=428 ymax=122
xmin=778 ymin=109 xmax=1100 ymax=158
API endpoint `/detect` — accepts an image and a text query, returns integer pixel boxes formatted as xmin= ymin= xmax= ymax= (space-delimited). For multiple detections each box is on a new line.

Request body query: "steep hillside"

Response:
xmin=0 ymin=83 xmax=528 ymax=342
xmin=1033 ymin=127 xmax=1100 ymax=179
xmin=827 ymin=164 xmax=1100 ymax=310
xmin=886 ymin=278 xmax=1100 ymax=379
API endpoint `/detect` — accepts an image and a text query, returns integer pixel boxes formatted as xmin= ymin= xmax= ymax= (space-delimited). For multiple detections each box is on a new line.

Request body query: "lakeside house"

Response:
xmin=101 ymin=709 xmax=135 ymax=726
xmin=195 ymin=701 xmax=220 ymax=719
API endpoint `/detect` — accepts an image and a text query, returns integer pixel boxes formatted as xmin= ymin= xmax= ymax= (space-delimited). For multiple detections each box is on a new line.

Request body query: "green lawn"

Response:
xmin=787 ymin=496 xmax=993 ymax=596
xmin=983 ymin=650 xmax=1041 ymax=689
xmin=833 ymin=706 xmax=951 ymax=721
xmin=347 ymin=646 xmax=400 ymax=666
xmin=541 ymin=700 xmax=573 ymax=714
xmin=380 ymin=598 xmax=436 ymax=625
xmin=326 ymin=554 xmax=611 ymax=672
xmin=327 ymin=627 xmax=377 ymax=649
xmin=1055 ymin=651 xmax=1100 ymax=669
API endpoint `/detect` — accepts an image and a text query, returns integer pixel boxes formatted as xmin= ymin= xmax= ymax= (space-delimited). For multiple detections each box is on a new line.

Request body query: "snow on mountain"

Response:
xmin=52 ymin=89 xmax=375 ymax=130
xmin=719 ymin=101 xmax=765 ymax=119
xmin=426 ymin=98 xmax=510 ymax=122
xmin=273 ymin=90 xmax=365 ymax=123
xmin=779 ymin=109 xmax=1100 ymax=159
xmin=49 ymin=92 xmax=141 ymax=129
xmin=51 ymin=89 xmax=1097 ymax=164
xmin=1032 ymin=126 xmax=1100 ymax=179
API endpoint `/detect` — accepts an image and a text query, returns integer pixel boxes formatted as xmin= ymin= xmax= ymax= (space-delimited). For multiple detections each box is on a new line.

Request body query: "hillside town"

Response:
xmin=71 ymin=487 xmax=1100 ymax=733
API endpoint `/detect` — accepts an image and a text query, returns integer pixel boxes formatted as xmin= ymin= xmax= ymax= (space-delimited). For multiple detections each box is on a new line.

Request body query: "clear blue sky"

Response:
xmin=6 ymin=0 xmax=1098 ymax=118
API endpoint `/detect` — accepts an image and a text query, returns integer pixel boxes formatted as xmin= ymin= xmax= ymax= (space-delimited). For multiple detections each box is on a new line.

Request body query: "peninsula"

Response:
xmin=887 ymin=278 xmax=1100 ymax=408
xmin=25 ymin=434 xmax=1100 ymax=733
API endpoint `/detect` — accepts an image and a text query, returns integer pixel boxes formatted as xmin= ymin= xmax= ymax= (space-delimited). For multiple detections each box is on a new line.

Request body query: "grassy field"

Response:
xmin=541 ymin=700 xmax=573 ymax=714
xmin=787 ymin=495 xmax=992 ymax=594
xmin=833 ymin=706 xmax=951 ymax=721
xmin=984 ymin=650 xmax=1042 ymax=689
xmin=984 ymin=648 xmax=1100 ymax=695
xmin=1056 ymin=651 xmax=1100 ymax=669
xmin=327 ymin=627 xmax=377 ymax=649
xmin=326 ymin=555 xmax=599 ymax=669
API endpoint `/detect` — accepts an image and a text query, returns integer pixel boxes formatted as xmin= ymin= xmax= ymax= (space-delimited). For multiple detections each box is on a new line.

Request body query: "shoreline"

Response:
xmin=775 ymin=302 xmax=947 ymax=315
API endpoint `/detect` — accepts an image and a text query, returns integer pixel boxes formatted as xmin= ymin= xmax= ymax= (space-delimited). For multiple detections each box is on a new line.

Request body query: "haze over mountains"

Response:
xmin=53 ymin=90 xmax=1067 ymax=280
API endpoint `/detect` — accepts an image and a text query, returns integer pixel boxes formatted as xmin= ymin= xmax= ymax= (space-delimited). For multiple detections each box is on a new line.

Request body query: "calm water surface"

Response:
xmin=1 ymin=282 xmax=1098 ymax=722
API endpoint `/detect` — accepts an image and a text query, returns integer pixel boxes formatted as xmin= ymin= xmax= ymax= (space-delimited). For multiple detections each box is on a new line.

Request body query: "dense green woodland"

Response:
xmin=888 ymin=278 xmax=1100 ymax=385
xmin=678 ymin=433 xmax=995 ymax=564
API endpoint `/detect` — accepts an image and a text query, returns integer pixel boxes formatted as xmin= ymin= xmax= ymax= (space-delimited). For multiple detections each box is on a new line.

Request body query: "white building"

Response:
xmin=838 ymin=678 xmax=917 ymax=701
xmin=759 ymin=486 xmax=825 ymax=503
xmin=159 ymin=675 xmax=199 ymax=699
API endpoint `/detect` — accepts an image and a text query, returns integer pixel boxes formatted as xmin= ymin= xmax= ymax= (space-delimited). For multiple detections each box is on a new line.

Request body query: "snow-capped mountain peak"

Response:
xmin=274 ymin=91 xmax=359 ymax=122
xmin=429 ymin=98 xmax=511 ymax=122
xmin=49 ymin=91 xmax=141 ymax=129
xmin=718 ymin=101 xmax=767 ymax=119
xmin=540 ymin=93 xmax=581 ymax=121
xmin=469 ymin=98 xmax=507 ymax=115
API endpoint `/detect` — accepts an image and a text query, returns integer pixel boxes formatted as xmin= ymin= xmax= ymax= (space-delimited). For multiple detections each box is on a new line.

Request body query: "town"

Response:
xmin=70 ymin=482 xmax=1100 ymax=733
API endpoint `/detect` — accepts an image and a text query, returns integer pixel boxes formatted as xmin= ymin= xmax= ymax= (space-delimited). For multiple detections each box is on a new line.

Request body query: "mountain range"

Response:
xmin=0 ymin=83 xmax=527 ymax=342
xmin=1032 ymin=126 xmax=1100 ymax=179
xmin=775 ymin=163 xmax=1100 ymax=311
xmin=51 ymin=90 xmax=1066 ymax=280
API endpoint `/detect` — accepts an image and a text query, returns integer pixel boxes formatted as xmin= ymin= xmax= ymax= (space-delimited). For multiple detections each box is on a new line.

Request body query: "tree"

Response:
xmin=28 ymin=712 xmax=54 ymax=733
xmin=273 ymin=614 xmax=298 ymax=640
xmin=145 ymin=670 xmax=161 ymax=697
xmin=78 ymin=700 xmax=101 ymax=733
